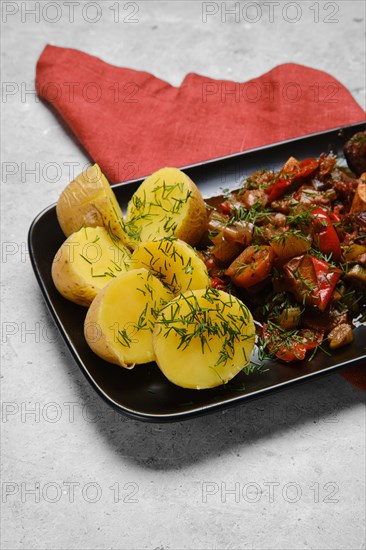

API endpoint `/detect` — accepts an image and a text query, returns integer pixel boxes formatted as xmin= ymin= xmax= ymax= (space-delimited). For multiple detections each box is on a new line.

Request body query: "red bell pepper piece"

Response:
xmin=225 ymin=245 xmax=275 ymax=288
xmin=218 ymin=201 xmax=233 ymax=216
xmin=265 ymin=177 xmax=291 ymax=202
xmin=262 ymin=323 xmax=324 ymax=362
xmin=295 ymin=158 xmax=319 ymax=179
xmin=283 ymin=254 xmax=342 ymax=311
xmin=211 ymin=277 xmax=223 ymax=289
xmin=312 ymin=207 xmax=341 ymax=262
xmin=265 ymin=158 xmax=319 ymax=202
xmin=329 ymin=211 xmax=342 ymax=223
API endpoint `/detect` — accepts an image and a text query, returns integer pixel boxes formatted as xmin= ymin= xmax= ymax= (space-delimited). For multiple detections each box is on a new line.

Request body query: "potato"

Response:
xmin=56 ymin=164 xmax=127 ymax=244
xmin=153 ymin=288 xmax=255 ymax=389
xmin=345 ymin=264 xmax=366 ymax=285
xmin=342 ymin=243 xmax=366 ymax=261
xmin=130 ymin=238 xmax=210 ymax=294
xmin=328 ymin=323 xmax=353 ymax=350
xmin=270 ymin=232 xmax=311 ymax=260
xmin=124 ymin=167 xmax=207 ymax=248
xmin=52 ymin=226 xmax=131 ymax=307
xmin=84 ymin=269 xmax=173 ymax=368
xmin=278 ymin=307 xmax=301 ymax=330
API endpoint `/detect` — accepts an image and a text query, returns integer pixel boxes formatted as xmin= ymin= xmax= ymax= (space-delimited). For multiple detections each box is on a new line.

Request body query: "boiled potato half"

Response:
xmin=153 ymin=288 xmax=256 ymax=389
xmin=52 ymin=226 xmax=131 ymax=307
xmin=130 ymin=238 xmax=210 ymax=294
xmin=56 ymin=164 xmax=127 ymax=244
xmin=124 ymin=167 xmax=207 ymax=247
xmin=84 ymin=269 xmax=173 ymax=368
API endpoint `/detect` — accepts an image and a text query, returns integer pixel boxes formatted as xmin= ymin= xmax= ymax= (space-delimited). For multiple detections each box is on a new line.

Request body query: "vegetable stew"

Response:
xmin=201 ymin=132 xmax=366 ymax=363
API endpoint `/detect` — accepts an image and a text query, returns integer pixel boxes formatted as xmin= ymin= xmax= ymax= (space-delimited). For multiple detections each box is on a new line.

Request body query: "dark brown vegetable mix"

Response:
xmin=344 ymin=131 xmax=366 ymax=177
xmin=201 ymin=133 xmax=366 ymax=363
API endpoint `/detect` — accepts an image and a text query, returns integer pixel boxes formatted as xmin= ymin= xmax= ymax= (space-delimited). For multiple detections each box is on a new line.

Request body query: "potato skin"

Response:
xmin=84 ymin=284 xmax=124 ymax=366
xmin=176 ymin=175 xmax=208 ymax=245
xmin=56 ymin=164 xmax=127 ymax=244
xmin=125 ymin=167 xmax=208 ymax=247
xmin=52 ymin=255 xmax=97 ymax=307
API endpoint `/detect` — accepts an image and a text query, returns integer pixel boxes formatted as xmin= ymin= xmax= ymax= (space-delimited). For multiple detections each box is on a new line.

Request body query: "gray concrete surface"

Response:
xmin=1 ymin=1 xmax=365 ymax=549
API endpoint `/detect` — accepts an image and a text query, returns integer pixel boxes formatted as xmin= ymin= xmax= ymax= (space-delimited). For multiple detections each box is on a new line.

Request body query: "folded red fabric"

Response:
xmin=36 ymin=45 xmax=365 ymax=184
xmin=35 ymin=45 xmax=365 ymax=391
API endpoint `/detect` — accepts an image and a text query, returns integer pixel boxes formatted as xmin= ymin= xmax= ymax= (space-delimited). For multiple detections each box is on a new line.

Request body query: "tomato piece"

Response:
xmin=283 ymin=254 xmax=342 ymax=311
xmin=225 ymin=246 xmax=275 ymax=288
xmin=262 ymin=323 xmax=324 ymax=362
xmin=312 ymin=207 xmax=341 ymax=262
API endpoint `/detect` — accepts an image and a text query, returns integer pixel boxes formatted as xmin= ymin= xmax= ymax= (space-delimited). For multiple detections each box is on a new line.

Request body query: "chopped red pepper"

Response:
xmin=262 ymin=323 xmax=324 ymax=362
xmin=265 ymin=177 xmax=291 ymax=202
xmin=312 ymin=207 xmax=341 ymax=261
xmin=265 ymin=158 xmax=319 ymax=202
xmin=283 ymin=254 xmax=342 ymax=311
xmin=329 ymin=211 xmax=342 ymax=223
xmin=218 ymin=201 xmax=233 ymax=216
xmin=225 ymin=245 xmax=275 ymax=288
xmin=295 ymin=158 xmax=319 ymax=180
xmin=204 ymin=256 xmax=223 ymax=279
xmin=205 ymin=257 xmax=217 ymax=271
xmin=211 ymin=277 xmax=223 ymax=289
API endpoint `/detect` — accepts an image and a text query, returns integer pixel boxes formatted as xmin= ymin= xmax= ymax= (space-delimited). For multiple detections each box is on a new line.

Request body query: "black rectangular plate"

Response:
xmin=29 ymin=123 xmax=366 ymax=422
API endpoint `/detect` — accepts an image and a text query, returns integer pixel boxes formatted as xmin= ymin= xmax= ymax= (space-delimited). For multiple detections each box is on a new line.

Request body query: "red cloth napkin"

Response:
xmin=36 ymin=45 xmax=365 ymax=390
xmin=36 ymin=45 xmax=365 ymax=184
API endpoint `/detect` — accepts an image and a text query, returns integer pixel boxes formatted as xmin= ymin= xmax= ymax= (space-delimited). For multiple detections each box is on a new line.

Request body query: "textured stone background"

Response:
xmin=1 ymin=1 xmax=365 ymax=549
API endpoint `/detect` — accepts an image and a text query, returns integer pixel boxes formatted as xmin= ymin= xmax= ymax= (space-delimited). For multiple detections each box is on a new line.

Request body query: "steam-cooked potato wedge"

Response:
xmin=52 ymin=226 xmax=131 ymax=307
xmin=124 ymin=167 xmax=207 ymax=247
xmin=153 ymin=289 xmax=255 ymax=389
xmin=130 ymin=238 xmax=210 ymax=294
xmin=56 ymin=164 xmax=127 ymax=244
xmin=84 ymin=269 xmax=173 ymax=368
